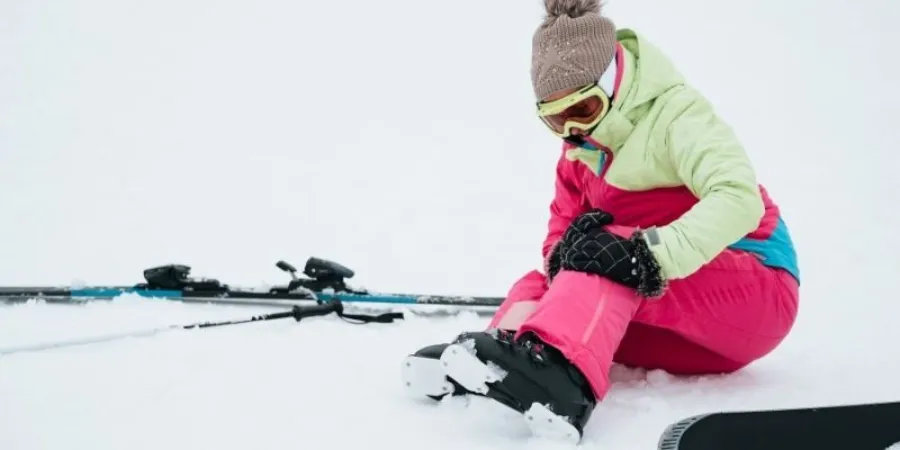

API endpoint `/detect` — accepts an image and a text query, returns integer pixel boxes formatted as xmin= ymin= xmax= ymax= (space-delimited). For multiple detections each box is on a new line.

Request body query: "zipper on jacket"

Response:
xmin=579 ymin=135 xmax=613 ymax=178
xmin=597 ymin=145 xmax=613 ymax=178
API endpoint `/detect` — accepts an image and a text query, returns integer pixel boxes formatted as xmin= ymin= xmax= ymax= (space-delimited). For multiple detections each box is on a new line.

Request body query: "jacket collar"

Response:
xmin=563 ymin=41 xmax=636 ymax=172
xmin=572 ymin=29 xmax=688 ymax=157
xmin=586 ymin=41 xmax=637 ymax=154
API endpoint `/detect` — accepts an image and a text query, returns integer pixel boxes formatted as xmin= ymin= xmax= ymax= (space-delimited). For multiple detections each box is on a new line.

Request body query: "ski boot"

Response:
xmin=402 ymin=342 xmax=463 ymax=400
xmin=438 ymin=329 xmax=596 ymax=443
xmin=402 ymin=331 xmax=500 ymax=400
xmin=402 ymin=332 xmax=501 ymax=400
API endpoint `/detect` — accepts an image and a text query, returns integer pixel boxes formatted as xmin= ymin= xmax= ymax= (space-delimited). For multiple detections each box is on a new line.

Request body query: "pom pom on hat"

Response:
xmin=542 ymin=0 xmax=601 ymax=20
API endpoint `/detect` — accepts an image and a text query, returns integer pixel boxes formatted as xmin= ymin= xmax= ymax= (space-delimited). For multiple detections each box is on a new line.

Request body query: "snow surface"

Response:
xmin=1 ymin=0 xmax=899 ymax=448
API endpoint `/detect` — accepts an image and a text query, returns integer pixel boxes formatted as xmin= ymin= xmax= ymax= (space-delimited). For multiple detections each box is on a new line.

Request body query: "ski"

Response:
xmin=0 ymin=257 xmax=504 ymax=314
xmin=658 ymin=400 xmax=900 ymax=450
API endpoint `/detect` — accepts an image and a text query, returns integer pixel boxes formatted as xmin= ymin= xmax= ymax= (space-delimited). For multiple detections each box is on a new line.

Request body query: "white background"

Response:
xmin=1 ymin=0 xmax=899 ymax=448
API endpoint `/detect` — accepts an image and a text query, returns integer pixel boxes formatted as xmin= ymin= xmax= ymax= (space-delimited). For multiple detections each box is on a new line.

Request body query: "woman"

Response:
xmin=401 ymin=0 xmax=800 ymax=442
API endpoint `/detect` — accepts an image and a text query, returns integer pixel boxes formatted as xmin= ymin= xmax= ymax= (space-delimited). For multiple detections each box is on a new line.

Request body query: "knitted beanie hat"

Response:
xmin=531 ymin=0 xmax=618 ymax=100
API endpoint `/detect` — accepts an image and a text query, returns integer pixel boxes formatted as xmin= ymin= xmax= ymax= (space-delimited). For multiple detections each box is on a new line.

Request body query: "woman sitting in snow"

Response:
xmin=402 ymin=0 xmax=800 ymax=442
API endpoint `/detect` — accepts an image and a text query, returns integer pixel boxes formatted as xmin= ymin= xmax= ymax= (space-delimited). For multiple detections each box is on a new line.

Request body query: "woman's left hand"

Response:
xmin=559 ymin=210 xmax=667 ymax=298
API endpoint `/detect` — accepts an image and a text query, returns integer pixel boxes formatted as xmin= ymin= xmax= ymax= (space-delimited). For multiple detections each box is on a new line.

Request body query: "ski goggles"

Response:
xmin=536 ymin=83 xmax=611 ymax=138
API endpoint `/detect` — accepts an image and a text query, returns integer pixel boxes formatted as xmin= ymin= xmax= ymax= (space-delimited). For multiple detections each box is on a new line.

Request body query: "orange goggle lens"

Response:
xmin=536 ymin=84 xmax=611 ymax=137
xmin=540 ymin=95 xmax=606 ymax=134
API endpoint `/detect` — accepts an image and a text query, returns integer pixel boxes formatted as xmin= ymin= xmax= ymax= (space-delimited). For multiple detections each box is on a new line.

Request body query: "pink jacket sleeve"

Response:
xmin=541 ymin=148 xmax=589 ymax=264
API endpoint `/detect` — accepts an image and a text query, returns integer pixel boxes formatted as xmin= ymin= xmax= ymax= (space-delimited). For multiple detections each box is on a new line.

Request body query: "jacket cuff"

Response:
xmin=543 ymin=240 xmax=563 ymax=282
xmin=629 ymin=230 xmax=667 ymax=299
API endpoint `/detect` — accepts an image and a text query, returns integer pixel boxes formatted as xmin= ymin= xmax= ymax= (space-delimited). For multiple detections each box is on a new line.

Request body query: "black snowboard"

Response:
xmin=658 ymin=400 xmax=900 ymax=450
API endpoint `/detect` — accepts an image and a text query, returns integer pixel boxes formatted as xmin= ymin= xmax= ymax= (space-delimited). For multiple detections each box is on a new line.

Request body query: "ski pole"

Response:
xmin=0 ymin=301 xmax=395 ymax=356
xmin=182 ymin=300 xmax=341 ymax=329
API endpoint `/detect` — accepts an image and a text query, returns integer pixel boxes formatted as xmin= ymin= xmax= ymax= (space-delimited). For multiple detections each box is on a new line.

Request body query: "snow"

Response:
xmin=0 ymin=0 xmax=898 ymax=448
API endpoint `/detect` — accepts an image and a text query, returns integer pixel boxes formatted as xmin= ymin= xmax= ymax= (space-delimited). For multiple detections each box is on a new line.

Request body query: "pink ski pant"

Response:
xmin=489 ymin=226 xmax=799 ymax=401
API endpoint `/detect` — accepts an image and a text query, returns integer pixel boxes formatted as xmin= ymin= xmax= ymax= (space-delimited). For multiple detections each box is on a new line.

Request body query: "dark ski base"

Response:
xmin=659 ymin=400 xmax=900 ymax=450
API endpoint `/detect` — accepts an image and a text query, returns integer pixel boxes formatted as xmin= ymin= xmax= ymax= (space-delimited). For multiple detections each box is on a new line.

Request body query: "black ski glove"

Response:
xmin=559 ymin=210 xmax=667 ymax=298
xmin=546 ymin=210 xmax=614 ymax=282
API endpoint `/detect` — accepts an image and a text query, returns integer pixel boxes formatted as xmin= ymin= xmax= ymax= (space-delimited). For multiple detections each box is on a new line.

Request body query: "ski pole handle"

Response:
xmin=291 ymin=301 xmax=342 ymax=321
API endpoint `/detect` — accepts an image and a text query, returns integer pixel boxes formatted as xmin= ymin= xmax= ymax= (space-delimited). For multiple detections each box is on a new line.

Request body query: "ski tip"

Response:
xmin=658 ymin=414 xmax=708 ymax=450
